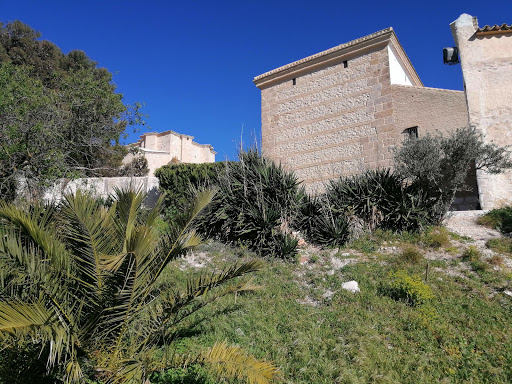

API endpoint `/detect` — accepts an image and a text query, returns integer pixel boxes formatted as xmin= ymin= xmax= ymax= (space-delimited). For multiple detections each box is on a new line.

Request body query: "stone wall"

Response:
xmin=391 ymin=84 xmax=477 ymax=209
xmin=391 ymin=85 xmax=468 ymax=137
xmin=260 ymin=45 xmax=394 ymax=193
xmin=256 ymin=28 xmax=471 ymax=196
xmin=451 ymin=14 xmax=512 ymax=209
xmin=44 ymin=177 xmax=160 ymax=206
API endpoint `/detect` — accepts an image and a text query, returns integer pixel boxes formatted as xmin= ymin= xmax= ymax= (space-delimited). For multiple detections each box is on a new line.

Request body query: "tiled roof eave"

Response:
xmin=253 ymin=28 xmax=395 ymax=88
xmin=476 ymin=23 xmax=512 ymax=36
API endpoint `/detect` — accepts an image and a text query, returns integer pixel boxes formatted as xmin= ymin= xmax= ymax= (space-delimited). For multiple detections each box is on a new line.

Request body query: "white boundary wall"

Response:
xmin=44 ymin=177 xmax=160 ymax=206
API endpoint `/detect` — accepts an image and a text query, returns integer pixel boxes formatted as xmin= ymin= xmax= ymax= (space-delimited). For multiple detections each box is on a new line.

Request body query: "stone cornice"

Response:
xmin=391 ymin=84 xmax=464 ymax=94
xmin=253 ymin=28 xmax=422 ymax=89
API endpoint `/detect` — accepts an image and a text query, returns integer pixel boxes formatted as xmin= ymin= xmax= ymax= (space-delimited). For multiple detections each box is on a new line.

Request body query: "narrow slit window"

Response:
xmin=343 ymin=60 xmax=348 ymax=68
xmin=292 ymin=78 xmax=296 ymax=86
xmin=402 ymin=126 xmax=418 ymax=140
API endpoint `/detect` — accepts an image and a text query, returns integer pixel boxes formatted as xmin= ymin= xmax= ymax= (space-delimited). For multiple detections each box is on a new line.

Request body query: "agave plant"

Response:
xmin=197 ymin=149 xmax=302 ymax=259
xmin=325 ymin=169 xmax=436 ymax=232
xmin=0 ymin=188 xmax=278 ymax=383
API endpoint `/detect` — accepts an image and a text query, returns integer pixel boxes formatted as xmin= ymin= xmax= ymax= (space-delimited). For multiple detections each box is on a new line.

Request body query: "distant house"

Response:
xmin=125 ymin=130 xmax=216 ymax=176
xmin=253 ymin=27 xmax=475 ymax=208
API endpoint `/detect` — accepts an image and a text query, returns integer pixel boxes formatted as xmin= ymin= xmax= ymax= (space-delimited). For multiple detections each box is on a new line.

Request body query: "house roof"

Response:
xmin=476 ymin=23 xmax=512 ymax=36
xmin=253 ymin=27 xmax=422 ymax=88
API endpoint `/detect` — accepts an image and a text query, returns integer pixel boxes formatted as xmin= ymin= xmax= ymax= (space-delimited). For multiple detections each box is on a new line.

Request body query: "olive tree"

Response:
xmin=394 ymin=126 xmax=512 ymax=220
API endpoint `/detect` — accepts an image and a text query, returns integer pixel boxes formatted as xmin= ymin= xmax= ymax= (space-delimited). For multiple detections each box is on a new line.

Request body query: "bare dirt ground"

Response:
xmin=444 ymin=212 xmax=512 ymax=268
xmin=444 ymin=212 xmax=502 ymax=246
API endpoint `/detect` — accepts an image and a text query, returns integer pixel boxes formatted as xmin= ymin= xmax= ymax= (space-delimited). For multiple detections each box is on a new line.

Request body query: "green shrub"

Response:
xmin=155 ymin=161 xmax=229 ymax=220
xmin=477 ymin=206 xmax=512 ymax=234
xmin=323 ymin=169 xmax=436 ymax=233
xmin=486 ymin=237 xmax=512 ymax=254
xmin=382 ymin=270 xmax=434 ymax=306
xmin=302 ymin=197 xmax=350 ymax=248
xmin=399 ymin=245 xmax=424 ymax=265
xmin=196 ymin=149 xmax=303 ymax=259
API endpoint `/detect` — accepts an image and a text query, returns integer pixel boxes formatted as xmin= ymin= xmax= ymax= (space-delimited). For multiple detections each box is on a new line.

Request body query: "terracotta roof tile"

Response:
xmin=476 ymin=23 xmax=512 ymax=34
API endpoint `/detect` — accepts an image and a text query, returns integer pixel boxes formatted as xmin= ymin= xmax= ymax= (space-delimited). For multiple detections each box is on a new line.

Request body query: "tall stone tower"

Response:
xmin=451 ymin=14 xmax=512 ymax=209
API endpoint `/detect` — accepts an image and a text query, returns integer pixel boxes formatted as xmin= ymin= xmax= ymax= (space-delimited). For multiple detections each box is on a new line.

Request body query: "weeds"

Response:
xmin=398 ymin=245 xmax=424 ymax=265
xmin=462 ymin=246 xmax=489 ymax=272
xmin=422 ymin=226 xmax=451 ymax=248
xmin=477 ymin=206 xmax=512 ymax=234
xmin=348 ymin=233 xmax=379 ymax=253
xmin=488 ymin=254 xmax=504 ymax=267
xmin=487 ymin=237 xmax=512 ymax=255
xmin=381 ymin=270 xmax=434 ymax=307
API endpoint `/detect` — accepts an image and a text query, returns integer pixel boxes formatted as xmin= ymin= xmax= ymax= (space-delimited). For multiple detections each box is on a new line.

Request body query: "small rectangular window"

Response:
xmin=402 ymin=126 xmax=418 ymax=140
xmin=343 ymin=60 xmax=348 ymax=68
xmin=292 ymin=78 xmax=296 ymax=86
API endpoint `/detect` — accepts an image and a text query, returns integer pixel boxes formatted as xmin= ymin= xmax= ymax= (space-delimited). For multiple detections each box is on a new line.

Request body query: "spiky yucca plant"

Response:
xmin=325 ymin=169 xmax=435 ymax=232
xmin=197 ymin=149 xmax=302 ymax=259
xmin=0 ymin=188 xmax=278 ymax=383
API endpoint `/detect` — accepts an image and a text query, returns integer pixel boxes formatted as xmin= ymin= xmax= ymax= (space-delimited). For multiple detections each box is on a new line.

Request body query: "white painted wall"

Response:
xmin=44 ymin=177 xmax=161 ymax=206
xmin=388 ymin=46 xmax=412 ymax=86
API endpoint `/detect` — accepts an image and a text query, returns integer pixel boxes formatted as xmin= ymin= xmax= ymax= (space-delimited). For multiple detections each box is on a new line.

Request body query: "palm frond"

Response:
xmin=111 ymin=186 xmax=146 ymax=247
xmin=200 ymin=341 xmax=279 ymax=384
xmin=0 ymin=299 xmax=53 ymax=332
xmin=185 ymin=260 xmax=263 ymax=298
xmin=134 ymin=263 xmax=263 ymax=349
xmin=0 ymin=201 xmax=70 ymax=273
xmin=64 ymin=358 xmax=83 ymax=384
xmin=60 ymin=190 xmax=117 ymax=294
xmin=0 ymin=299 xmax=77 ymax=371
xmin=0 ymin=186 xmax=266 ymax=383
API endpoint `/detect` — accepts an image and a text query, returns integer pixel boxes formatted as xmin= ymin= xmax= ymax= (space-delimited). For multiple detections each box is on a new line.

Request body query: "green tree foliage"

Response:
xmin=394 ymin=126 xmax=512 ymax=219
xmin=0 ymin=63 xmax=64 ymax=200
xmin=0 ymin=20 xmax=146 ymax=200
xmin=0 ymin=188 xmax=278 ymax=383
xmin=155 ymin=161 xmax=229 ymax=220
xmin=118 ymin=154 xmax=150 ymax=177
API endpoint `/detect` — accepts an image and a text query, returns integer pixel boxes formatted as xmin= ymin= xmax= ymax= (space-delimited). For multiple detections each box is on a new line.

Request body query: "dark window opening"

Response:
xmin=402 ymin=126 xmax=418 ymax=140
xmin=343 ymin=60 xmax=348 ymax=68
xmin=292 ymin=78 xmax=296 ymax=86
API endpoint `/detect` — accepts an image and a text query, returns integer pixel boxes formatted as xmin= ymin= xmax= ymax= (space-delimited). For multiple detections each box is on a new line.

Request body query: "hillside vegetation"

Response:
xmin=166 ymin=226 xmax=512 ymax=383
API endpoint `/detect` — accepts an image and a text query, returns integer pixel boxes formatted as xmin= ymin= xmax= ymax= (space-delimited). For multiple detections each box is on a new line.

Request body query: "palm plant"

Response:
xmin=0 ymin=188 xmax=278 ymax=383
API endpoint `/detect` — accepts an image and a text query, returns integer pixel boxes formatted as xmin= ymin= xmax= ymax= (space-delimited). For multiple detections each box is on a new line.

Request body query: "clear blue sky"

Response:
xmin=3 ymin=1 xmax=512 ymax=160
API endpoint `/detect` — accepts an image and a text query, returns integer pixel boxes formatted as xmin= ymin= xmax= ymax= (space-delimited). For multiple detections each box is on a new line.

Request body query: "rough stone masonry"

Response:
xmin=254 ymin=28 xmax=472 ymax=205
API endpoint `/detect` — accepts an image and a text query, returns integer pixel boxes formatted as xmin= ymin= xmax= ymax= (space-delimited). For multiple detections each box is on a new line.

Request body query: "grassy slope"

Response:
xmin=162 ymin=231 xmax=512 ymax=384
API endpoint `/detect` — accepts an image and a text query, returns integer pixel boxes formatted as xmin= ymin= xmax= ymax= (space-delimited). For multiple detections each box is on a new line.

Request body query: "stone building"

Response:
xmin=451 ymin=14 xmax=512 ymax=210
xmin=124 ymin=130 xmax=216 ymax=176
xmin=254 ymin=28 xmax=472 ymax=204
